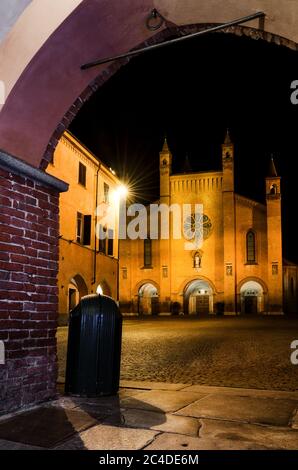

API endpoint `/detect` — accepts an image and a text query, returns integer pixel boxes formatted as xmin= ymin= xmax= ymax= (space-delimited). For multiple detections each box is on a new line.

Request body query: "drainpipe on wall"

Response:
xmin=93 ymin=163 xmax=101 ymax=286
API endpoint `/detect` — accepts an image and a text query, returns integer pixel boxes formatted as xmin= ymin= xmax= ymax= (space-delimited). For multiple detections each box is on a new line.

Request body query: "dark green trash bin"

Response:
xmin=65 ymin=294 xmax=122 ymax=397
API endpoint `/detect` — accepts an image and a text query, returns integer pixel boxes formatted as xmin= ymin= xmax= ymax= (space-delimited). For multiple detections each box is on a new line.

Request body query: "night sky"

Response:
xmin=70 ymin=32 xmax=298 ymax=263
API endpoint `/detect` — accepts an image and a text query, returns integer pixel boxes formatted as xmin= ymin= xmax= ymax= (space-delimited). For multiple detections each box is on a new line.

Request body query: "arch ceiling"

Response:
xmin=0 ymin=0 xmax=297 ymax=168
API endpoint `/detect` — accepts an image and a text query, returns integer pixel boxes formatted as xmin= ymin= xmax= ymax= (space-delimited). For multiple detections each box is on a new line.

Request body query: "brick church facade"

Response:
xmin=119 ymin=132 xmax=297 ymax=316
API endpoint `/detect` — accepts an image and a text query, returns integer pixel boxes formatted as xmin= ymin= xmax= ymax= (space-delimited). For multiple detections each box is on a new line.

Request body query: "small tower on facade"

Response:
xmin=222 ymin=129 xmax=236 ymax=314
xmin=160 ymin=136 xmax=172 ymax=203
xmin=159 ymin=137 xmax=172 ymax=313
xmin=222 ymin=128 xmax=234 ymax=192
xmin=266 ymin=156 xmax=283 ymax=314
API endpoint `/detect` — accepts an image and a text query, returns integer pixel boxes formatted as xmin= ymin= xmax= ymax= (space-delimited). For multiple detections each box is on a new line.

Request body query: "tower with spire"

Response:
xmin=266 ymin=156 xmax=283 ymax=313
xmin=159 ymin=136 xmax=172 ymax=203
xmin=159 ymin=136 xmax=172 ymax=313
xmin=222 ymin=129 xmax=236 ymax=314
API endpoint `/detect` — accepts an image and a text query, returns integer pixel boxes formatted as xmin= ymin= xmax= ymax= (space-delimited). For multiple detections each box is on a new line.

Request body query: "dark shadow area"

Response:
xmin=0 ymin=394 xmax=167 ymax=449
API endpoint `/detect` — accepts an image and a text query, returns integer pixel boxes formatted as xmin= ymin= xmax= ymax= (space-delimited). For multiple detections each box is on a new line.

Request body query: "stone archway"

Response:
xmin=138 ymin=282 xmax=159 ymax=315
xmin=69 ymin=274 xmax=88 ymax=310
xmin=184 ymin=279 xmax=214 ymax=315
xmin=1 ymin=0 xmax=298 ymax=414
xmin=239 ymin=279 xmax=267 ymax=314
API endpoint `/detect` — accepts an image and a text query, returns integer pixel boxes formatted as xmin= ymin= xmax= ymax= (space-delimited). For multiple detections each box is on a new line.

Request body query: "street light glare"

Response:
xmin=117 ymin=184 xmax=129 ymax=199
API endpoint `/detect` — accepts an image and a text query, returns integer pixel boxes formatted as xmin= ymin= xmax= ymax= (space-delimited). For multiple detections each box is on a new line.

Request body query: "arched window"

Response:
xmin=144 ymin=239 xmax=152 ymax=267
xmin=270 ymin=183 xmax=277 ymax=195
xmin=246 ymin=231 xmax=256 ymax=263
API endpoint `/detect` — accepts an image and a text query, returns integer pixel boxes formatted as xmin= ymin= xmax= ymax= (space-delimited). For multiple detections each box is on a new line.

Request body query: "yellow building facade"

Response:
xmin=119 ymin=132 xmax=297 ymax=316
xmin=47 ymin=131 xmax=121 ymax=324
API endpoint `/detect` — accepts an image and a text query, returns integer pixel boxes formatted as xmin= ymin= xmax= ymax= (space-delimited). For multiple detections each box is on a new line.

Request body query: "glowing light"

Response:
xmin=113 ymin=184 xmax=129 ymax=203
xmin=96 ymin=284 xmax=103 ymax=295
xmin=117 ymin=184 xmax=129 ymax=199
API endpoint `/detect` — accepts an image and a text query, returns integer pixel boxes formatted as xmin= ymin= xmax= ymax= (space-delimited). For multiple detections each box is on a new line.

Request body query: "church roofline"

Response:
xmin=283 ymin=258 xmax=298 ymax=267
xmin=235 ymin=193 xmax=266 ymax=210
xmin=170 ymin=169 xmax=223 ymax=179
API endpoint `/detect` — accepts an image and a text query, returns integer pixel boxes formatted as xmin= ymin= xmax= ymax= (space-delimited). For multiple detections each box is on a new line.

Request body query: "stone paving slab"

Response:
xmin=0 ymin=439 xmax=44 ymax=450
xmin=120 ymin=380 xmax=191 ymax=391
xmin=182 ymin=384 xmax=298 ymax=400
xmin=0 ymin=381 xmax=298 ymax=450
xmin=291 ymin=410 xmax=298 ymax=429
xmin=121 ymin=390 xmax=207 ymax=413
xmin=103 ymin=408 xmax=201 ymax=436
xmin=54 ymin=424 xmax=159 ymax=450
xmin=200 ymin=418 xmax=298 ymax=450
xmin=175 ymin=393 xmax=298 ymax=427
xmin=0 ymin=407 xmax=102 ymax=448
xmin=143 ymin=432 xmax=269 ymax=450
xmin=50 ymin=390 xmax=145 ymax=415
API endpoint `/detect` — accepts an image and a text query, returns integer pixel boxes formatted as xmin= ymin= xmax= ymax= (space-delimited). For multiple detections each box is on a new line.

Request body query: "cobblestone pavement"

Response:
xmin=57 ymin=316 xmax=298 ymax=391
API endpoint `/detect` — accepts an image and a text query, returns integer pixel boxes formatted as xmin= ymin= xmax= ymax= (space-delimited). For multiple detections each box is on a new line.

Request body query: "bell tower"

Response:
xmin=266 ymin=157 xmax=283 ymax=314
xmin=159 ymin=137 xmax=172 ymax=204
xmin=159 ymin=137 xmax=172 ymax=313
xmin=222 ymin=129 xmax=236 ymax=314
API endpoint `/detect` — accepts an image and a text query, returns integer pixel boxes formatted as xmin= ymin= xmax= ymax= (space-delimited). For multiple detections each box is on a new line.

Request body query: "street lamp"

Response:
xmin=115 ymin=184 xmax=129 ymax=303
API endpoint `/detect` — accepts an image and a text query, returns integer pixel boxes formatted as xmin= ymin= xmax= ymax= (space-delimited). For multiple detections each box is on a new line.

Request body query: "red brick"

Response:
xmin=1 ymin=291 xmax=31 ymax=301
xmin=0 ymin=233 xmax=11 ymax=243
xmin=0 ymin=243 xmax=25 ymax=254
xmin=0 ymin=262 xmax=23 ymax=272
xmin=25 ymin=196 xmax=37 ymax=206
xmin=11 ymin=273 xmax=29 ymax=282
xmin=0 ymin=176 xmax=12 ymax=189
xmin=0 ymin=301 xmax=23 ymax=311
xmin=6 ymin=207 xmax=26 ymax=220
xmin=24 ymin=230 xmax=37 ymax=240
xmin=0 ymin=196 xmax=12 ymax=207
xmin=0 ymin=281 xmax=24 ymax=290
xmin=0 ymin=224 xmax=24 ymax=237
xmin=30 ymin=330 xmax=48 ymax=338
xmin=7 ymin=349 xmax=28 ymax=359
xmin=9 ymin=331 xmax=29 ymax=340
xmin=10 ymin=311 xmax=30 ymax=320
xmin=11 ymin=175 xmax=26 ymax=185
xmin=31 ymin=240 xmax=49 ymax=251
xmin=10 ymin=218 xmax=30 ymax=230
xmin=11 ymin=254 xmax=29 ymax=264
xmin=25 ymin=213 xmax=38 ymax=223
xmin=0 ymin=252 xmax=10 ymax=261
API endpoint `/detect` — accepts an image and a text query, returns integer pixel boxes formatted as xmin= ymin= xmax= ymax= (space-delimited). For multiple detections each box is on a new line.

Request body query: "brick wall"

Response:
xmin=0 ymin=167 xmax=60 ymax=414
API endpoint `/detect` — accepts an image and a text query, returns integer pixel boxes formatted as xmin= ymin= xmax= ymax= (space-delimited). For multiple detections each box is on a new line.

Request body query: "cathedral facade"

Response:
xmin=119 ymin=132 xmax=297 ymax=316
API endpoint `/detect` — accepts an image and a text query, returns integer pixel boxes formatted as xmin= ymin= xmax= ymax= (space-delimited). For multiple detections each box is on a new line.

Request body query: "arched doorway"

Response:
xmin=184 ymin=279 xmax=213 ymax=315
xmin=68 ymin=274 xmax=88 ymax=312
xmin=240 ymin=280 xmax=264 ymax=314
xmin=138 ymin=283 xmax=159 ymax=315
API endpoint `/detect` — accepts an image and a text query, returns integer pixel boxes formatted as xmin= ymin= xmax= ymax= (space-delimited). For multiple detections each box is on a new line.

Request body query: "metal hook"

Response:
xmin=146 ymin=8 xmax=165 ymax=31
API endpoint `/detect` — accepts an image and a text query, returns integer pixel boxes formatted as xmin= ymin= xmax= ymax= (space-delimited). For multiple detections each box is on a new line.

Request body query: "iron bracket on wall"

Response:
xmin=146 ymin=8 xmax=165 ymax=31
xmin=81 ymin=11 xmax=265 ymax=70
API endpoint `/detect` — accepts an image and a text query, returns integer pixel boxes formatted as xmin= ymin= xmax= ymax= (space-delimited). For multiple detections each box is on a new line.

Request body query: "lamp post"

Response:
xmin=114 ymin=184 xmax=128 ymax=303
